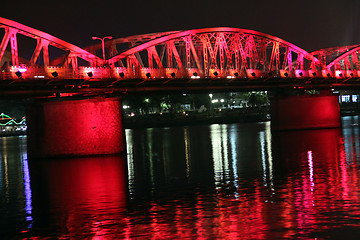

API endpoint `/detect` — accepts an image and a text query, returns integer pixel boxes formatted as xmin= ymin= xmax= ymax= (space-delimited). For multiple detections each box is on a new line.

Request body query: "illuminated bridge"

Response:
xmin=1 ymin=17 xmax=360 ymax=97
xmin=0 ymin=17 xmax=354 ymax=159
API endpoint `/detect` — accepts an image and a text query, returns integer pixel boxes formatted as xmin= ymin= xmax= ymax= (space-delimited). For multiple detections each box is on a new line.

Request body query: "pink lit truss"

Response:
xmin=0 ymin=17 xmax=102 ymax=70
xmin=107 ymin=28 xmax=325 ymax=79
xmin=3 ymin=16 xmax=359 ymax=82
xmin=85 ymin=31 xmax=181 ymax=59
xmin=311 ymin=45 xmax=360 ymax=78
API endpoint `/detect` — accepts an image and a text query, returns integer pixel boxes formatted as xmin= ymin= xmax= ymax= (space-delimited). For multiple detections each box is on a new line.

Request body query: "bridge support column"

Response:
xmin=27 ymin=97 xmax=125 ymax=159
xmin=270 ymin=91 xmax=341 ymax=131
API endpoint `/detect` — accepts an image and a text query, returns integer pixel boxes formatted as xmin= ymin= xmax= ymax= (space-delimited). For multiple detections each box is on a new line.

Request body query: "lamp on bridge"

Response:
xmin=193 ymin=72 xmax=198 ymax=77
xmin=146 ymin=73 xmax=151 ymax=78
xmin=171 ymin=72 xmax=176 ymax=78
xmin=87 ymin=72 xmax=93 ymax=78
xmin=51 ymin=71 xmax=58 ymax=78
xmin=213 ymin=71 xmax=218 ymax=77
xmin=234 ymin=72 xmax=239 ymax=77
xmin=119 ymin=72 xmax=125 ymax=78
xmin=92 ymin=36 xmax=113 ymax=60
xmin=15 ymin=71 xmax=22 ymax=78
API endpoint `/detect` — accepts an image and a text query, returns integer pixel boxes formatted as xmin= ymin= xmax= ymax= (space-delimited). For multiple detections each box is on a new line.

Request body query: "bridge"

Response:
xmin=0 ymin=17 xmax=353 ymax=159
xmin=1 ymin=17 xmax=360 ymax=97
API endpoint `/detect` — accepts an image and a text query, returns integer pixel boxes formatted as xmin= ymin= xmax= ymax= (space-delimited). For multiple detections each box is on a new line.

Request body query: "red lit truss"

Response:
xmin=0 ymin=17 xmax=102 ymax=68
xmin=311 ymin=45 xmax=360 ymax=78
xmin=2 ymin=16 xmax=360 ymax=80
xmin=107 ymin=28 xmax=325 ymax=78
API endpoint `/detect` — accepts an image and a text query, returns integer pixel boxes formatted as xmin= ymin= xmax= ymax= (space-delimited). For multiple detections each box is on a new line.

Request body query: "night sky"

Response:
xmin=1 ymin=0 xmax=360 ymax=52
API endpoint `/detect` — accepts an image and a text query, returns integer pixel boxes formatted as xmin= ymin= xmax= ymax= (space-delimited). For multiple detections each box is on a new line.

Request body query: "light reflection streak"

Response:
xmin=265 ymin=123 xmax=274 ymax=189
xmin=259 ymin=122 xmax=274 ymax=188
xmin=125 ymin=130 xmax=135 ymax=195
xmin=195 ymin=196 xmax=206 ymax=239
xmin=22 ymin=154 xmax=33 ymax=226
xmin=123 ymin=217 xmax=132 ymax=240
xmin=339 ymin=144 xmax=350 ymax=199
xmin=210 ymin=124 xmax=224 ymax=186
xmin=259 ymin=131 xmax=268 ymax=186
xmin=307 ymin=151 xmax=315 ymax=194
xmin=210 ymin=124 xmax=230 ymax=187
xmin=229 ymin=126 xmax=239 ymax=198
xmin=221 ymin=125 xmax=229 ymax=183
xmin=2 ymin=138 xmax=9 ymax=201
xmin=19 ymin=137 xmax=32 ymax=223
xmin=147 ymin=128 xmax=155 ymax=188
xmin=184 ymin=128 xmax=191 ymax=178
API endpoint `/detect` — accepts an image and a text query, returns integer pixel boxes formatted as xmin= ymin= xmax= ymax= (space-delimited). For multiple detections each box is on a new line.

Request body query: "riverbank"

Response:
xmin=1 ymin=105 xmax=360 ymax=136
xmin=0 ymin=130 xmax=26 ymax=137
xmin=123 ymin=105 xmax=360 ymax=129
xmin=123 ymin=107 xmax=270 ymax=129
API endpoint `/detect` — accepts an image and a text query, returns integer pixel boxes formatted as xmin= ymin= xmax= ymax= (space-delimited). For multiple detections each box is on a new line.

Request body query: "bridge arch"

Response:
xmin=0 ymin=17 xmax=102 ymax=69
xmin=108 ymin=27 xmax=324 ymax=79
xmin=325 ymin=45 xmax=360 ymax=70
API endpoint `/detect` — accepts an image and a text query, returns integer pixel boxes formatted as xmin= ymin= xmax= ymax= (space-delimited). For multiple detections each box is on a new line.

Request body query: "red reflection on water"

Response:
xmin=29 ymin=155 xmax=128 ymax=238
xmin=26 ymin=127 xmax=360 ymax=239
xmin=119 ymin=129 xmax=357 ymax=239
xmin=269 ymin=128 xmax=360 ymax=236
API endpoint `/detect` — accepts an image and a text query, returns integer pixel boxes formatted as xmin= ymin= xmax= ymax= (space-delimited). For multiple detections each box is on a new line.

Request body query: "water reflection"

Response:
xmin=123 ymin=122 xmax=360 ymax=239
xmin=0 ymin=136 xmax=31 ymax=235
xmin=28 ymin=155 xmax=128 ymax=238
xmin=5 ymin=119 xmax=360 ymax=238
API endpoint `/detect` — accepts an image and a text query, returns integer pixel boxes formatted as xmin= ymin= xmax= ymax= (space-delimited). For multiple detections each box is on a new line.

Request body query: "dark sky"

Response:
xmin=1 ymin=0 xmax=360 ymax=52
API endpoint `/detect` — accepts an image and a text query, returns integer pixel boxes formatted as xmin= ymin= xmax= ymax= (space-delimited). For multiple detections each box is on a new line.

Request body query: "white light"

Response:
xmin=220 ymin=99 xmax=224 ymax=103
xmin=34 ymin=76 xmax=45 ymax=78
xmin=227 ymin=76 xmax=234 ymax=79
xmin=212 ymin=99 xmax=219 ymax=103
xmin=123 ymin=105 xmax=130 ymax=109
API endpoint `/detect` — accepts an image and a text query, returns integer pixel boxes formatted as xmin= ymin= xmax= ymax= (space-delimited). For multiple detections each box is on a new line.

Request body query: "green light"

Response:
xmin=0 ymin=113 xmax=26 ymax=126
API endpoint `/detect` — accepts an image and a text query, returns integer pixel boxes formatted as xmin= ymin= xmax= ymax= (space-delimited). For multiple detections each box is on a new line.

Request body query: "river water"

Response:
xmin=1 ymin=116 xmax=360 ymax=239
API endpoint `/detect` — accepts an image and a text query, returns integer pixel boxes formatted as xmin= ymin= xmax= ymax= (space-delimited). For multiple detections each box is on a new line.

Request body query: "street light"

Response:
xmin=92 ymin=36 xmax=113 ymax=60
xmin=209 ymin=94 xmax=213 ymax=112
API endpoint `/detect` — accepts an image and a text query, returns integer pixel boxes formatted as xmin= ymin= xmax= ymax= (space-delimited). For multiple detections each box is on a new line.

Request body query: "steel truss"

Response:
xmin=2 ymin=16 xmax=360 ymax=81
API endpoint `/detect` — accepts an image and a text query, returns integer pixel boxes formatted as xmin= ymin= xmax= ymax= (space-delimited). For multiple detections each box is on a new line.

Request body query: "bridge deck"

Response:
xmin=0 ymin=77 xmax=359 ymax=98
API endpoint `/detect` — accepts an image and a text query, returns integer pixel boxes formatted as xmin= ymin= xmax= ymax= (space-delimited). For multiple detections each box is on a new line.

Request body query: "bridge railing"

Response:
xmin=1 ymin=66 xmax=360 ymax=81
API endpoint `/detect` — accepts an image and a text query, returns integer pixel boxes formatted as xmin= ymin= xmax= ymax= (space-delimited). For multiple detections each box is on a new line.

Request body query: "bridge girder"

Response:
xmin=2 ymin=17 xmax=360 ymax=83
xmin=107 ymin=27 xmax=324 ymax=79
xmin=0 ymin=17 xmax=103 ymax=68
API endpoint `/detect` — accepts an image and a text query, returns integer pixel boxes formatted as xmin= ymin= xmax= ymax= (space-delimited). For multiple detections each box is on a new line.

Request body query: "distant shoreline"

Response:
xmin=123 ymin=111 xmax=269 ymax=129
xmin=1 ymin=107 xmax=360 ymax=136
xmin=0 ymin=131 xmax=26 ymax=137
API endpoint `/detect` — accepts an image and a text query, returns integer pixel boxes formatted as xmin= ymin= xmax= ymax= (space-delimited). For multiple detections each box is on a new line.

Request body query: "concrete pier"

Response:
xmin=270 ymin=92 xmax=341 ymax=131
xmin=27 ymin=97 xmax=125 ymax=159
